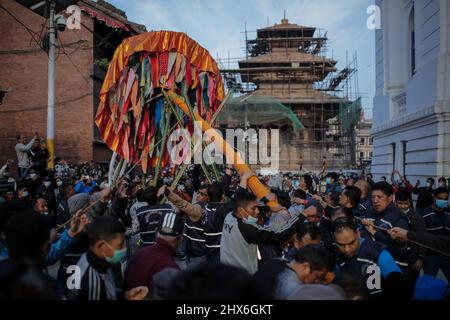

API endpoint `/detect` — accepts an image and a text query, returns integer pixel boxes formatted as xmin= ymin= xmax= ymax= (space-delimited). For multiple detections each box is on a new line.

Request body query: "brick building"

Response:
xmin=0 ymin=0 xmax=145 ymax=169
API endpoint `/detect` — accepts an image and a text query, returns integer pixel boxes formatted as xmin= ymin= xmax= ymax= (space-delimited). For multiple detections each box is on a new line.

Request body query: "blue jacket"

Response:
xmin=420 ymin=206 xmax=450 ymax=237
xmin=0 ymin=229 xmax=75 ymax=266
xmin=336 ymin=238 xmax=401 ymax=295
xmin=45 ymin=229 xmax=75 ymax=266
xmin=356 ymin=196 xmax=373 ymax=218
xmin=74 ymin=181 xmax=97 ymax=194
xmin=364 ymin=203 xmax=410 ymax=268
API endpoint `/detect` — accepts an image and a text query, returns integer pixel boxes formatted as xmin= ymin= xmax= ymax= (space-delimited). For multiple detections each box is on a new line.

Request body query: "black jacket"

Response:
xmin=408 ymin=232 xmax=450 ymax=256
xmin=404 ymin=209 xmax=427 ymax=261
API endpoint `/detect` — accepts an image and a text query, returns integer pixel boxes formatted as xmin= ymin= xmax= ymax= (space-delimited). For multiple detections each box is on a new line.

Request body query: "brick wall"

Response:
xmin=0 ymin=0 xmax=95 ymax=169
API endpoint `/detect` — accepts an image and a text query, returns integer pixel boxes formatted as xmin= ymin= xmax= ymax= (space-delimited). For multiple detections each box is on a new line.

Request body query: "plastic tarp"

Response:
xmin=216 ymin=95 xmax=304 ymax=131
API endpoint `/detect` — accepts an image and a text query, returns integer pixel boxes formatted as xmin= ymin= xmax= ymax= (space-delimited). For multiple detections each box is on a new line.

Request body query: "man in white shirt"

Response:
xmin=15 ymin=133 xmax=38 ymax=180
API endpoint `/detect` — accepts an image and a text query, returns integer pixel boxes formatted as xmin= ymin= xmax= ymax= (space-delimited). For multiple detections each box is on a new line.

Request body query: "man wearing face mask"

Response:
xmin=419 ymin=187 xmax=450 ymax=280
xmin=6 ymin=184 xmax=32 ymax=214
xmin=325 ymin=172 xmax=341 ymax=194
xmin=220 ymin=189 xmax=316 ymax=275
xmin=72 ymin=216 xmax=148 ymax=300
xmin=36 ymin=177 xmax=56 ymax=224
xmin=394 ymin=189 xmax=427 ymax=284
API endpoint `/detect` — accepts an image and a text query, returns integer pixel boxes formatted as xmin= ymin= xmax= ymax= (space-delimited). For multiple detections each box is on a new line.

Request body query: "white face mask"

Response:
xmin=21 ymin=191 xmax=29 ymax=198
xmin=30 ymin=173 xmax=37 ymax=179
xmin=42 ymin=211 xmax=48 ymax=216
xmin=44 ymin=182 xmax=51 ymax=188
xmin=439 ymin=183 xmax=446 ymax=188
xmin=56 ymin=181 xmax=63 ymax=187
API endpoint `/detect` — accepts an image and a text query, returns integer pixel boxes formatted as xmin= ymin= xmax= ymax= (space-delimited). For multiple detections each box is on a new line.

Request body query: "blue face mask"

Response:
xmin=104 ymin=242 xmax=126 ymax=264
xmin=435 ymin=199 xmax=449 ymax=209
xmin=244 ymin=215 xmax=259 ymax=226
xmin=326 ymin=178 xmax=332 ymax=184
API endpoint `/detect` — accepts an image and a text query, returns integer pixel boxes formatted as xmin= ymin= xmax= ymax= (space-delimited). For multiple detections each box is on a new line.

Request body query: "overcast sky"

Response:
xmin=107 ymin=0 xmax=375 ymax=117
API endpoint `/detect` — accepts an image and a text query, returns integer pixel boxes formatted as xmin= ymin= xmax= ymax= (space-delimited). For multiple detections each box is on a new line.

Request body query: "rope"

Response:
xmin=353 ymin=216 xmax=450 ymax=258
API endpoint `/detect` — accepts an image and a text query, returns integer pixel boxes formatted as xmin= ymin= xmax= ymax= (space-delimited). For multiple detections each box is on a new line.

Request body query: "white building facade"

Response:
xmin=372 ymin=0 xmax=450 ymax=183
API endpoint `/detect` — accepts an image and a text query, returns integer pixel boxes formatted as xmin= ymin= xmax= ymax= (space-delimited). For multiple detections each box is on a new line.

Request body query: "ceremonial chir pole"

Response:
xmin=166 ymin=90 xmax=277 ymax=208
xmin=95 ymin=31 xmax=279 ymax=209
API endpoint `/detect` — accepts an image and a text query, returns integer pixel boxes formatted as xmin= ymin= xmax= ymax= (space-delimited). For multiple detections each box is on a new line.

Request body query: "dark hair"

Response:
xmin=233 ymin=190 xmax=257 ymax=211
xmin=372 ymin=182 xmax=394 ymax=197
xmin=333 ymin=270 xmax=369 ymax=300
xmin=31 ymin=197 xmax=46 ymax=209
xmin=292 ymin=244 xmax=334 ymax=272
xmin=302 ymin=175 xmax=313 ymax=190
xmin=86 ymin=216 xmax=125 ymax=246
xmin=381 ymin=176 xmax=387 ymax=181
xmin=427 ymin=178 xmax=435 ymax=185
xmin=4 ymin=212 xmax=50 ymax=260
xmin=328 ymin=192 xmax=341 ymax=207
xmin=207 ymin=183 xmax=224 ymax=202
xmin=342 ymin=186 xmax=361 ymax=208
xmin=167 ymin=262 xmax=270 ymax=300
xmin=143 ymin=186 xmax=158 ymax=204
xmin=273 ymin=190 xmax=291 ymax=209
xmin=296 ymin=223 xmax=321 ymax=242
xmin=332 ymin=217 xmax=358 ymax=234
xmin=292 ymin=189 xmax=307 ymax=199
xmin=326 ymin=172 xmax=338 ymax=181
xmin=135 ymin=188 xmax=146 ymax=202
xmin=416 ymin=189 xmax=433 ymax=209
xmin=59 ymin=183 xmax=73 ymax=198
xmin=438 ymin=177 xmax=447 ymax=184
xmin=17 ymin=183 xmax=27 ymax=191
xmin=433 ymin=187 xmax=449 ymax=197
xmin=330 ymin=207 xmax=354 ymax=220
xmin=396 ymin=188 xmax=412 ymax=203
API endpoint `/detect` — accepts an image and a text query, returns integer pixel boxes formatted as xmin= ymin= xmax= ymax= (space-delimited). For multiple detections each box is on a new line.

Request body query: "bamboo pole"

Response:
xmin=166 ymin=90 xmax=278 ymax=208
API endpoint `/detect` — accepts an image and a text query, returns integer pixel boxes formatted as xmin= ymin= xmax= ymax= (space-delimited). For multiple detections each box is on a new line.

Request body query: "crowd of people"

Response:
xmin=0 ymin=133 xmax=449 ymax=300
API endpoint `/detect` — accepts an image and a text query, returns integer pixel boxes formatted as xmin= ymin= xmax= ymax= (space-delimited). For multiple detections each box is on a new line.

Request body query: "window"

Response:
xmin=370 ymin=152 xmax=373 ymax=158
xmin=391 ymin=143 xmax=396 ymax=172
xmin=360 ymin=138 xmax=365 ymax=144
xmin=369 ymin=138 xmax=373 ymax=145
xmin=402 ymin=141 xmax=407 ymax=176
xmin=409 ymin=5 xmax=416 ymax=76
xmin=360 ymin=152 xmax=364 ymax=159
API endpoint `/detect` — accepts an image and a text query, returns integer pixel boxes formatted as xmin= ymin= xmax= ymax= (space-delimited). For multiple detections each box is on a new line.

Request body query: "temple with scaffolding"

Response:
xmin=220 ymin=17 xmax=362 ymax=172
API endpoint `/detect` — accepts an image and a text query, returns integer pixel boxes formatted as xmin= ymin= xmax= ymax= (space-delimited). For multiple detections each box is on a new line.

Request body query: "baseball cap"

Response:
xmin=158 ymin=211 xmax=185 ymax=237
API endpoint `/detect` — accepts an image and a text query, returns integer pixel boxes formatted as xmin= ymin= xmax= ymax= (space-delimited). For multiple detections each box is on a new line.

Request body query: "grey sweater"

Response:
xmin=15 ymin=139 xmax=35 ymax=168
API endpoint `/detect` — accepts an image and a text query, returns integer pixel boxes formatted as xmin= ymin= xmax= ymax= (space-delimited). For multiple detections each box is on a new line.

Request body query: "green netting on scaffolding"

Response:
xmin=216 ymin=95 xmax=305 ymax=131
xmin=339 ymin=97 xmax=362 ymax=132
